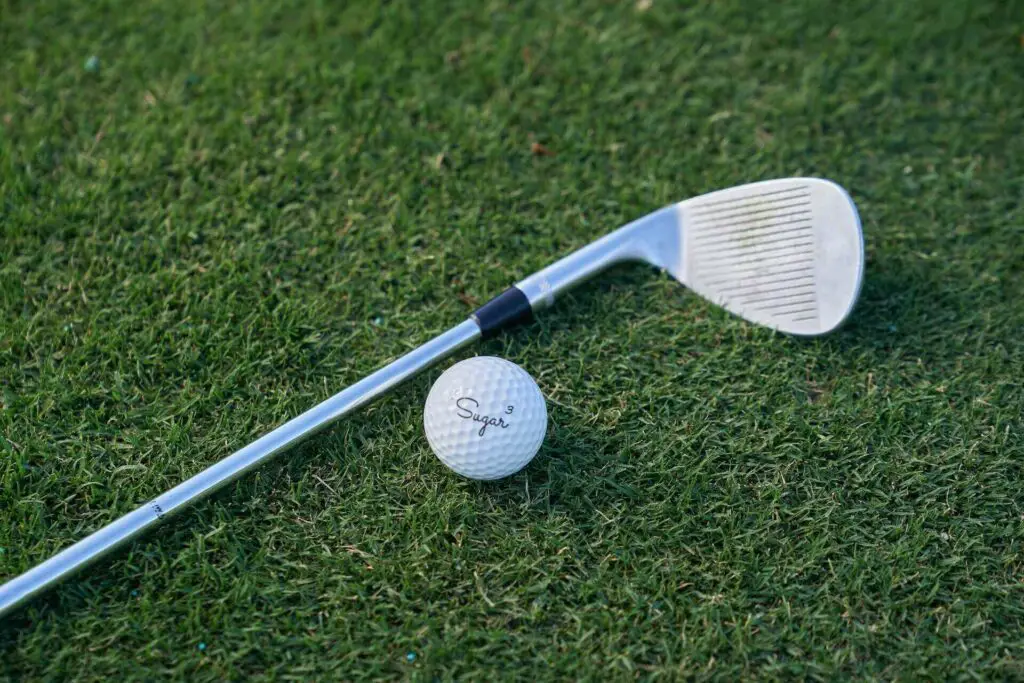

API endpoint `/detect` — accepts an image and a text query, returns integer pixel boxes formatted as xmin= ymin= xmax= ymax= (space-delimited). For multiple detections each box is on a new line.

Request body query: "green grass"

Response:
xmin=2 ymin=0 xmax=1023 ymax=679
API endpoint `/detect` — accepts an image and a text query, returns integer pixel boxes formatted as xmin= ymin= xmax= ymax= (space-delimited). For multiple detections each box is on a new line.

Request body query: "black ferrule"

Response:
xmin=472 ymin=287 xmax=534 ymax=339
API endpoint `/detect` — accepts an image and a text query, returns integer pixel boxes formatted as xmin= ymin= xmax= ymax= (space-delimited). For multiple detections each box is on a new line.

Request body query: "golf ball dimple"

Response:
xmin=423 ymin=356 xmax=547 ymax=480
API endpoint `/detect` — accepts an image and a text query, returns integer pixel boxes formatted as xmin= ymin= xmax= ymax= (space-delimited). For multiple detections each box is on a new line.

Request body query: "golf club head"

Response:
xmin=664 ymin=177 xmax=864 ymax=336
xmin=512 ymin=177 xmax=863 ymax=337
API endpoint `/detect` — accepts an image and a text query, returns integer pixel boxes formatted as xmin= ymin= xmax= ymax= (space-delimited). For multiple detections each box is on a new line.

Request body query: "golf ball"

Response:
xmin=423 ymin=356 xmax=547 ymax=480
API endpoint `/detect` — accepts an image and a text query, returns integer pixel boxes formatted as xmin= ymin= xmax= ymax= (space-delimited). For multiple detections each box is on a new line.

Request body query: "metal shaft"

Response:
xmin=1 ymin=197 xmax=685 ymax=618
xmin=0 ymin=319 xmax=482 ymax=618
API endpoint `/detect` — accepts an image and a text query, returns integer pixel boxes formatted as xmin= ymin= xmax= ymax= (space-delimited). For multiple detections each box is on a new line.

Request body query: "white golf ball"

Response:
xmin=423 ymin=356 xmax=547 ymax=480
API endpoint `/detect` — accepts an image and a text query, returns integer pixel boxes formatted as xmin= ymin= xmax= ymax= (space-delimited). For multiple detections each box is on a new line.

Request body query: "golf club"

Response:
xmin=0 ymin=177 xmax=864 ymax=618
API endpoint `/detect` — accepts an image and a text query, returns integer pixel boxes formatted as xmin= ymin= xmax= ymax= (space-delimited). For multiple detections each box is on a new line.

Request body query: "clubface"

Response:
xmin=514 ymin=177 xmax=864 ymax=337
xmin=669 ymin=178 xmax=864 ymax=336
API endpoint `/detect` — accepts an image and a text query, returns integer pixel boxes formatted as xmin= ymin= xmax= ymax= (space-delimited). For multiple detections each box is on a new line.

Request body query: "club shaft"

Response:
xmin=0 ymin=204 xmax=662 ymax=619
xmin=0 ymin=319 xmax=482 ymax=618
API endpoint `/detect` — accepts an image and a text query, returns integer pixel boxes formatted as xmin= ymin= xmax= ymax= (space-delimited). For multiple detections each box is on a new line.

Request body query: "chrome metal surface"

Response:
xmin=516 ymin=205 xmax=681 ymax=311
xmin=680 ymin=178 xmax=863 ymax=336
xmin=0 ymin=319 xmax=481 ymax=618
xmin=518 ymin=178 xmax=863 ymax=336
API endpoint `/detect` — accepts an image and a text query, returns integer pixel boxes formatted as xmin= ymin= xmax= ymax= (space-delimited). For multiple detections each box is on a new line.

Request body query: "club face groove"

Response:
xmin=671 ymin=178 xmax=864 ymax=336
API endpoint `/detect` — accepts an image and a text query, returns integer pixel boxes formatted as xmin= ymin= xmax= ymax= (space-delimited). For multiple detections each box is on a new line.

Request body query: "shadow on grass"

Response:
xmin=542 ymin=253 xmax=1011 ymax=371
xmin=829 ymin=249 xmax=1009 ymax=364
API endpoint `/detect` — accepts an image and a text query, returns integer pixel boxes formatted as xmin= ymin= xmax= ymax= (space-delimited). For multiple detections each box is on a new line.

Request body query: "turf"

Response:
xmin=1 ymin=0 xmax=1023 ymax=679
